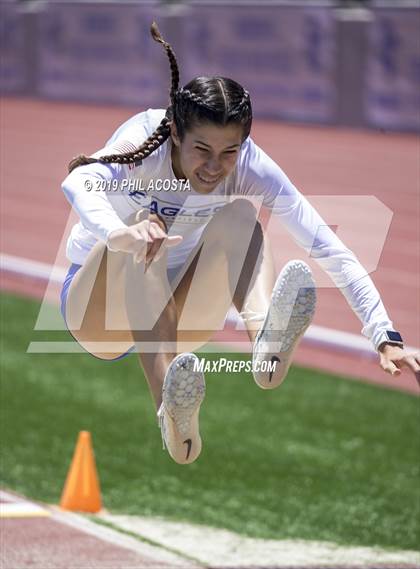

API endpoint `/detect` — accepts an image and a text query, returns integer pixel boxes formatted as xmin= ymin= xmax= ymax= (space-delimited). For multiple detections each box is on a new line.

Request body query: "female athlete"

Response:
xmin=61 ymin=23 xmax=420 ymax=464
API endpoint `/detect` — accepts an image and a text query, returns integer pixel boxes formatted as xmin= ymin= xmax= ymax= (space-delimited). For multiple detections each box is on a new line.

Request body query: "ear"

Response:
xmin=170 ymin=122 xmax=181 ymax=147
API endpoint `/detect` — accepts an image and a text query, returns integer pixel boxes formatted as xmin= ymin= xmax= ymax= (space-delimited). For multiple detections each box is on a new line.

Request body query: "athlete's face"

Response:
xmin=171 ymin=122 xmax=243 ymax=194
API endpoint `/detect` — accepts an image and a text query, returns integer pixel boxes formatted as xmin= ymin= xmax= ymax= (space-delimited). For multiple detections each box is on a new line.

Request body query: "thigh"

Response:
xmin=65 ymin=242 xmax=134 ymax=360
xmin=171 ymin=199 xmax=274 ymax=343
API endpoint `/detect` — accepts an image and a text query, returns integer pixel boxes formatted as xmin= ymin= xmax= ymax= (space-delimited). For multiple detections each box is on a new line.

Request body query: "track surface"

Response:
xmin=0 ymin=492 xmax=193 ymax=569
xmin=1 ymin=97 xmax=419 ymax=392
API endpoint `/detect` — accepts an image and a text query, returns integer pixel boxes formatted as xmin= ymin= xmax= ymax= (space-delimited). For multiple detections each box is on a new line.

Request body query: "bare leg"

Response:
xmin=232 ymin=219 xmax=277 ymax=345
xmin=168 ymin=199 xmax=276 ymax=349
xmin=65 ymin=212 xmax=179 ymax=410
xmin=65 ymin=200 xmax=277 ymax=409
xmin=66 ymin=244 xmax=134 ymax=359
xmin=125 ymin=249 xmax=178 ymax=410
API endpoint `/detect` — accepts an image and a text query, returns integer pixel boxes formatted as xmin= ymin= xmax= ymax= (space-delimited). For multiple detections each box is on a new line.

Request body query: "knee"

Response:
xmin=215 ymin=199 xmax=257 ymax=226
xmin=209 ymin=199 xmax=259 ymax=245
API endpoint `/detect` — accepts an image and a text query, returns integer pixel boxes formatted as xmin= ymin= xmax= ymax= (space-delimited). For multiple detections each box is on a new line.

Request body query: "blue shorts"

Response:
xmin=61 ymin=262 xmax=182 ymax=362
xmin=60 ymin=263 xmax=82 ymax=320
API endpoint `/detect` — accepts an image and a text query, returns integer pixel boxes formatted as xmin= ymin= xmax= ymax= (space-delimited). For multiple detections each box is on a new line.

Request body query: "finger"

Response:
xmin=151 ymin=224 xmax=168 ymax=240
xmin=147 ymin=222 xmax=161 ymax=239
xmin=166 ymin=235 xmax=183 ymax=247
xmin=153 ymin=240 xmax=167 ymax=262
xmin=135 ymin=223 xmax=163 ymax=265
xmin=401 ymin=356 xmax=420 ymax=386
xmin=147 ymin=233 xmax=182 ymax=265
xmin=146 ymin=238 xmax=164 ymax=266
xmin=401 ymin=356 xmax=420 ymax=372
xmin=134 ymin=226 xmax=153 ymax=243
xmin=145 ymin=226 xmax=164 ymax=265
xmin=135 ymin=249 xmax=146 ymax=264
xmin=133 ymin=240 xmax=147 ymax=264
xmin=151 ymin=233 xmax=180 ymax=263
xmin=146 ymin=223 xmax=168 ymax=253
xmin=138 ymin=219 xmax=154 ymax=238
xmin=381 ymin=360 xmax=401 ymax=377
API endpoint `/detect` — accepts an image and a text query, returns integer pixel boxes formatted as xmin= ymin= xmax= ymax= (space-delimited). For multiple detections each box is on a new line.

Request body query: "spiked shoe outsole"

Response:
xmin=253 ymin=260 xmax=316 ymax=389
xmin=159 ymin=353 xmax=206 ymax=464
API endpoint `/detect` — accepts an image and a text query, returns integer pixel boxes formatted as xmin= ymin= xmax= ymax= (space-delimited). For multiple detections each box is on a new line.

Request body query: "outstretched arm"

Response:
xmin=238 ymin=139 xmax=420 ymax=383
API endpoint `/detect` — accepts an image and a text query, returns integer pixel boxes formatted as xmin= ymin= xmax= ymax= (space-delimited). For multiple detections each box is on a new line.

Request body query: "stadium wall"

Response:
xmin=0 ymin=0 xmax=419 ymax=131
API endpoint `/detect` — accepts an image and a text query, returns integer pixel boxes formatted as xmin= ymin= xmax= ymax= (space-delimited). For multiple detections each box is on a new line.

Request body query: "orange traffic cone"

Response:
xmin=60 ymin=431 xmax=102 ymax=513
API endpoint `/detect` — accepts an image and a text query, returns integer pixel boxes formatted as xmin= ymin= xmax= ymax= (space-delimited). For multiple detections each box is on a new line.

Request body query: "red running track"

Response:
xmin=0 ymin=491 xmax=194 ymax=569
xmin=1 ymin=97 xmax=419 ymax=393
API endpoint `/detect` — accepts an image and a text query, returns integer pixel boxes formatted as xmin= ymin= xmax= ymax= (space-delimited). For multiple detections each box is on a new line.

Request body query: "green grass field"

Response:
xmin=1 ymin=292 xmax=419 ymax=551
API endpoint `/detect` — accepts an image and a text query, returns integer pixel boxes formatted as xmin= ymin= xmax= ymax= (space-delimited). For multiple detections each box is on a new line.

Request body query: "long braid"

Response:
xmin=68 ymin=22 xmax=179 ymax=174
xmin=150 ymin=22 xmax=179 ymax=104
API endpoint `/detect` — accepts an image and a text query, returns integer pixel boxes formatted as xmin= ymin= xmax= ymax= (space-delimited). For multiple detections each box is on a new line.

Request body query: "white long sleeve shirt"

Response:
xmin=61 ymin=108 xmax=394 ymax=349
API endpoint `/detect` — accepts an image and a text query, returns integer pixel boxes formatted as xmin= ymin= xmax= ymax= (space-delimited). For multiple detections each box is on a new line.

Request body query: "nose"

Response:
xmin=205 ymin=157 xmax=222 ymax=175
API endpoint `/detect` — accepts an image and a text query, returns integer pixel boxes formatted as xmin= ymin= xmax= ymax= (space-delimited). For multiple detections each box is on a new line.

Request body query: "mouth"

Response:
xmin=196 ymin=171 xmax=222 ymax=185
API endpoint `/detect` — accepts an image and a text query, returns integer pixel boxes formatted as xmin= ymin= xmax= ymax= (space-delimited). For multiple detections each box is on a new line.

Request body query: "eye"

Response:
xmin=196 ymin=147 xmax=209 ymax=153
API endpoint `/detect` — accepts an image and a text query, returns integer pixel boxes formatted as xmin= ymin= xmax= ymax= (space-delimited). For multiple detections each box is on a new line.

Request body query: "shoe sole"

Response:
xmin=253 ymin=260 xmax=316 ymax=388
xmin=162 ymin=353 xmax=206 ymax=464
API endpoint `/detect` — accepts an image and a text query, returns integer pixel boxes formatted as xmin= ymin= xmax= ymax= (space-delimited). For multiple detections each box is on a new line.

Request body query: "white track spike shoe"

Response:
xmin=252 ymin=260 xmax=316 ymax=389
xmin=157 ymin=353 xmax=206 ymax=464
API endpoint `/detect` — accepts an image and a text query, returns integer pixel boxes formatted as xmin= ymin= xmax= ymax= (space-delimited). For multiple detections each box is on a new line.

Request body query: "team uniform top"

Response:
xmin=62 ymin=108 xmax=394 ymax=349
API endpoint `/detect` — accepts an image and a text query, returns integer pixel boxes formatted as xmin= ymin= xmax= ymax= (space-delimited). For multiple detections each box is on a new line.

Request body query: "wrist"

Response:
xmin=378 ymin=342 xmax=404 ymax=354
xmin=375 ymin=331 xmax=404 ymax=352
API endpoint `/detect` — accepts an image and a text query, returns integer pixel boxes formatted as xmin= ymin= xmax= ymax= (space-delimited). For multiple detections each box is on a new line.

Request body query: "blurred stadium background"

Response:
xmin=1 ymin=0 xmax=419 ymax=567
xmin=1 ymin=0 xmax=419 ymax=130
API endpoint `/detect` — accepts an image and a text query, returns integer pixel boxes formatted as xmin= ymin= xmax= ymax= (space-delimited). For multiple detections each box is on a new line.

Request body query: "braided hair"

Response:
xmin=68 ymin=23 xmax=252 ymax=173
xmin=172 ymin=77 xmax=252 ymax=142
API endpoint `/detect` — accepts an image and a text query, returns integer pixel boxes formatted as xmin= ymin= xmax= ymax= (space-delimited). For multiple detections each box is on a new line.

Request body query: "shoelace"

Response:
xmin=157 ymin=403 xmax=167 ymax=451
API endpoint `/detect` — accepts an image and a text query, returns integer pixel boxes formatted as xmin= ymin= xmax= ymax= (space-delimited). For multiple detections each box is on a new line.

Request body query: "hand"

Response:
xmin=108 ymin=219 xmax=182 ymax=265
xmin=379 ymin=343 xmax=420 ymax=385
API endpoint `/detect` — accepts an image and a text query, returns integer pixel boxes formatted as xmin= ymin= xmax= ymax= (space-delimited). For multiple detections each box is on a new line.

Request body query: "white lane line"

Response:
xmin=0 ymin=253 xmax=67 ymax=283
xmin=0 ymin=503 xmax=50 ymax=518
xmin=99 ymin=514 xmax=420 ymax=569
xmin=1 ymin=252 xmax=417 ymax=358
xmin=0 ymin=492 xmax=50 ymax=518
